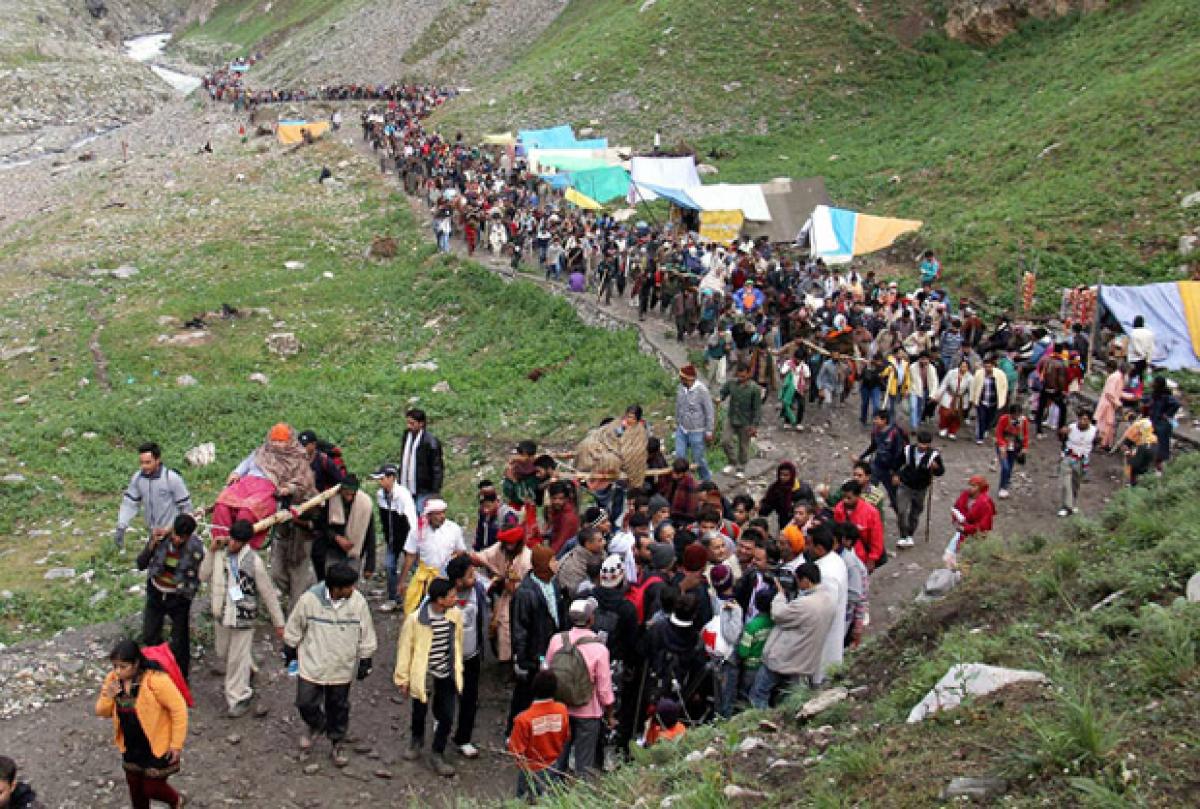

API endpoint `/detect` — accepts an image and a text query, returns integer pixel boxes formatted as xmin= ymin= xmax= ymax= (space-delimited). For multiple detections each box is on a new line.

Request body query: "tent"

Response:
xmin=805 ymin=204 xmax=923 ymax=264
xmin=568 ymin=166 xmax=630 ymax=204
xmin=699 ymin=210 xmax=744 ymax=243
xmin=682 ymin=184 xmax=771 ymax=222
xmin=276 ymin=120 xmax=330 ymax=145
xmin=743 ymin=177 xmax=831 ymax=243
xmin=1100 ymin=281 xmax=1200 ymax=370
xmin=518 ymin=125 xmax=576 ymax=149
xmin=627 ymin=156 xmax=701 ymax=203
xmin=529 ymin=151 xmax=611 ymax=173
xmin=565 ymin=188 xmax=604 ymax=210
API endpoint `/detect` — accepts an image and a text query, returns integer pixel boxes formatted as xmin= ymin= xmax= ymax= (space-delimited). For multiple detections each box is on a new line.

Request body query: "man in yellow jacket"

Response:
xmin=394 ymin=578 xmax=464 ymax=777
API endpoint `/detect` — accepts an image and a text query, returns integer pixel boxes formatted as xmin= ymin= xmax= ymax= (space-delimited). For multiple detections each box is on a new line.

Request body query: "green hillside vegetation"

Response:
xmin=0 ymin=140 xmax=670 ymax=643
xmin=498 ymin=455 xmax=1200 ymax=808
xmin=174 ymin=0 xmax=362 ymax=62
xmin=433 ymin=0 xmax=1199 ymax=307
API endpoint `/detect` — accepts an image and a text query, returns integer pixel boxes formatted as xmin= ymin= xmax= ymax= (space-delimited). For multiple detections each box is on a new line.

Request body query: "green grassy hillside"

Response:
xmin=0 ymin=137 xmax=670 ymax=642
xmin=433 ymin=0 xmax=1199 ymax=306
xmin=502 ymin=455 xmax=1200 ymax=808
xmin=173 ymin=0 xmax=361 ymax=62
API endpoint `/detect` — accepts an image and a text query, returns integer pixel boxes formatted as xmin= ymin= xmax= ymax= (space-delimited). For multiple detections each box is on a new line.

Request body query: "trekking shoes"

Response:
xmin=896 ymin=537 xmax=915 ymax=549
xmin=722 ymin=465 xmax=736 ymax=475
xmin=429 ymin=753 xmax=456 ymax=777
xmin=402 ymin=741 xmax=422 ymax=761
xmin=379 ymin=601 xmax=400 ymax=613
xmin=1057 ymin=507 xmax=1075 ymax=517
xmin=299 ymin=729 xmax=318 ymax=751
xmin=457 ymin=743 xmax=480 ymax=759
xmin=227 ymin=698 xmax=252 ymax=719
xmin=331 ymin=744 xmax=349 ymax=768
xmin=997 ymin=488 xmax=1010 ymax=499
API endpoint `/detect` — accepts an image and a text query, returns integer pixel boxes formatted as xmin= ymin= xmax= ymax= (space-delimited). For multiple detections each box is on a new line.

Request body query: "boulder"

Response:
xmin=945 ymin=1 xmax=1107 ymax=46
xmin=85 ymin=0 xmax=106 ymax=19
xmin=907 ymin=663 xmax=1047 ymax=723
xmin=1182 ymin=191 xmax=1200 ymax=209
xmin=796 ymin=687 xmax=848 ymax=720
xmin=916 ymin=568 xmax=961 ymax=601
xmin=369 ymin=236 xmax=398 ymax=259
xmin=185 ymin=443 xmax=216 ymax=468
xmin=1179 ymin=234 xmax=1198 ymax=257
xmin=266 ymin=332 xmax=300 ymax=358
xmin=942 ymin=777 xmax=1009 ymax=800
xmin=44 ymin=568 xmax=77 ymax=580
xmin=1186 ymin=572 xmax=1200 ymax=603
xmin=176 ymin=374 xmax=198 ymax=387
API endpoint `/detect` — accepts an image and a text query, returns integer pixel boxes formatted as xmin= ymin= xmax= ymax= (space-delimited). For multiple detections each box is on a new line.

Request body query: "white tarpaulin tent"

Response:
xmin=684 ymin=184 xmax=772 ymax=222
xmin=627 ymin=155 xmax=701 ymax=203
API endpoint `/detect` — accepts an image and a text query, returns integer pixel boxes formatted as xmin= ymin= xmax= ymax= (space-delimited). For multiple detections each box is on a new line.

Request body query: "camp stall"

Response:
xmin=742 ymin=177 xmax=832 ymax=244
xmin=1099 ymin=281 xmax=1200 ymax=370
xmin=803 ymin=204 xmax=923 ymax=263
xmin=276 ymin=119 xmax=331 ymax=145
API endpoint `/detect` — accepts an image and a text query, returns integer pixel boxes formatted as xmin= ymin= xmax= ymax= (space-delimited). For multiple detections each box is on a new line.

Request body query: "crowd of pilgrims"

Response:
xmin=57 ymin=73 xmax=1185 ymax=809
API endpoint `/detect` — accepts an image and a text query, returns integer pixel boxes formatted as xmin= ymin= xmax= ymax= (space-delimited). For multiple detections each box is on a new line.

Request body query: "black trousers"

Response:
xmin=453 ymin=653 xmax=481 ymax=747
xmin=141 ymin=588 xmax=192 ymax=680
xmin=1035 ymin=389 xmax=1067 ymax=435
xmin=296 ymin=679 xmax=352 ymax=743
xmin=506 ymin=670 xmax=535 ymax=736
xmin=412 ymin=676 xmax=456 ymax=754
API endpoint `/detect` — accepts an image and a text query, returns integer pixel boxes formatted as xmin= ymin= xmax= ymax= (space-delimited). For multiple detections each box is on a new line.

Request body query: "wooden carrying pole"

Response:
xmin=252 ymin=485 xmax=342 ymax=533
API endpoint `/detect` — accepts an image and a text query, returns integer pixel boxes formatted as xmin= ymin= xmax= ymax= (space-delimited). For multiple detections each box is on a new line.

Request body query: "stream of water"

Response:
xmin=124 ymin=32 xmax=202 ymax=95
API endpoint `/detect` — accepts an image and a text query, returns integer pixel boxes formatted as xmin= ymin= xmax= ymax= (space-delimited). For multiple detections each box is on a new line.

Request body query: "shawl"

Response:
xmin=253 ymin=428 xmax=316 ymax=499
xmin=328 ymin=490 xmax=374 ymax=558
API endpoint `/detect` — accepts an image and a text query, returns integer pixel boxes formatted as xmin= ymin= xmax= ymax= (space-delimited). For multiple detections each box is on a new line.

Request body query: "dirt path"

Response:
xmin=0 ymin=119 xmax=1130 ymax=809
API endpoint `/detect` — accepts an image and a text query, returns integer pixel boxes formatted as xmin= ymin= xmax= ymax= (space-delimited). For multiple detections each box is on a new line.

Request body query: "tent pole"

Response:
xmin=631 ymin=180 xmax=661 ymax=229
xmin=1088 ymin=268 xmax=1104 ymax=376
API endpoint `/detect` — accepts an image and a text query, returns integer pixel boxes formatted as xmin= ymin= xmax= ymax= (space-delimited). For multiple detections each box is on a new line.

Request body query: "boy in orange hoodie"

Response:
xmin=508 ymin=670 xmax=570 ymax=801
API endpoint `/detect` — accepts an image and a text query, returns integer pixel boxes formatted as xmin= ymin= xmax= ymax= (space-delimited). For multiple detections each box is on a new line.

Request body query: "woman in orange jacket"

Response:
xmin=96 ymin=640 xmax=189 ymax=809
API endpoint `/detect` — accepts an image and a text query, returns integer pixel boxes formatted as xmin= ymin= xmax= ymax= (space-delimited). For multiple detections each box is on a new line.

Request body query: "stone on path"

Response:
xmin=266 ymin=332 xmax=300 ymax=358
xmin=916 ymin=568 xmax=961 ymax=602
xmin=1182 ymin=191 xmax=1200 ymax=209
xmin=942 ymin=777 xmax=1008 ymax=800
xmin=796 ymin=687 xmax=848 ymax=721
xmin=44 ymin=568 xmax=76 ymax=580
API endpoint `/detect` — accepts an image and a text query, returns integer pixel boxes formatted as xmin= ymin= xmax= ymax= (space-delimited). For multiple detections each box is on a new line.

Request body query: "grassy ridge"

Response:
xmin=433 ymin=0 xmax=1200 ymax=306
xmin=174 ymin=0 xmax=362 ymax=61
xmin=511 ymin=455 xmax=1200 ymax=808
xmin=0 ymin=139 xmax=670 ymax=642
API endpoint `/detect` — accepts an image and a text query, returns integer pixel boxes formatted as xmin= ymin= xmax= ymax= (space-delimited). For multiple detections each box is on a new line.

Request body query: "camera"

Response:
xmin=769 ymin=565 xmax=798 ymax=599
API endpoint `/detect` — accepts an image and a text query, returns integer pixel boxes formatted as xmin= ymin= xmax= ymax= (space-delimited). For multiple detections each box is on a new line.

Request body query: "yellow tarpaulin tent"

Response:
xmin=482 ymin=132 xmax=516 ymax=146
xmin=277 ymin=121 xmax=331 ymax=145
xmin=699 ymin=210 xmax=744 ymax=243
xmin=565 ymin=188 xmax=604 ymax=210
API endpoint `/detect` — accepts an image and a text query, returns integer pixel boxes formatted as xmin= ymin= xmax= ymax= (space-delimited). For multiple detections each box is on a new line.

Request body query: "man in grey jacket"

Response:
xmin=114 ymin=442 xmax=192 ymax=551
xmin=284 ymin=562 xmax=378 ymax=767
xmin=749 ymin=562 xmax=836 ymax=708
xmin=674 ymin=364 xmax=715 ymax=481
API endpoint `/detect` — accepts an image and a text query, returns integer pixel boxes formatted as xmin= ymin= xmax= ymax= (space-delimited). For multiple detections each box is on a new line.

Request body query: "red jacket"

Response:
xmin=994 ymin=414 xmax=1029 ymax=452
xmin=953 ymin=490 xmax=995 ymax=536
xmin=508 ymin=699 xmax=571 ymax=772
xmin=833 ymin=498 xmax=884 ymax=565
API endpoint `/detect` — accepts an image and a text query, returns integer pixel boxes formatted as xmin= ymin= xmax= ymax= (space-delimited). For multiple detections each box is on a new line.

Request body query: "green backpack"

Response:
xmin=549 ymin=632 xmax=602 ymax=707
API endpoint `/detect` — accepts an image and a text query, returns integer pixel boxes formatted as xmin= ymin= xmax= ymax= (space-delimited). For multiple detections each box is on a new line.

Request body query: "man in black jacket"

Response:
xmin=505 ymin=545 xmax=566 ymax=735
xmin=400 ymin=408 xmax=444 ymax=514
xmin=892 ymin=430 xmax=945 ymax=549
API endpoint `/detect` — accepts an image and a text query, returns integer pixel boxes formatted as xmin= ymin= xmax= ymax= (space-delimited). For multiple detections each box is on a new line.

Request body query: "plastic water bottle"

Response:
xmin=287 ymin=660 xmax=299 ymax=678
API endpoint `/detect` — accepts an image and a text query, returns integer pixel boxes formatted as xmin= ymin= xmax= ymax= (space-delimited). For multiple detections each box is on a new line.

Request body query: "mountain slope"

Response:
xmin=431 ymin=0 xmax=1198 ymax=305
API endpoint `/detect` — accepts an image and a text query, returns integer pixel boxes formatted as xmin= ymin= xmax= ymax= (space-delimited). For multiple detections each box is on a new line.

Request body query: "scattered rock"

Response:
xmin=723 ymin=784 xmax=767 ymax=801
xmin=89 ymin=589 xmax=109 ymax=607
xmin=185 ymin=443 xmax=216 ymax=467
xmin=697 ymin=163 xmax=719 ymax=175
xmin=43 ymin=568 xmax=77 ymax=580
xmin=916 ymin=568 xmax=961 ymax=601
xmin=266 ymin=332 xmax=301 ymax=358
xmin=683 ymin=750 xmax=704 ymax=763
xmin=283 ymin=261 xmax=306 ymax=270
xmin=660 ymin=796 xmax=681 ymax=808
xmin=797 ymin=687 xmax=848 ymax=720
xmin=1185 ymin=572 xmax=1199 ymax=603
xmin=82 ymin=431 xmax=98 ymax=439
xmin=431 ymin=380 xmax=452 ymax=394
xmin=942 ymin=777 xmax=1009 ymax=800
xmin=1089 ymin=589 xmax=1125 ymax=611
xmin=758 ymin=719 xmax=780 ymax=733
xmin=639 ymin=0 xmax=657 ymax=12
xmin=1180 ymin=191 xmax=1200 ymax=209
xmin=907 ymin=663 xmax=1048 ymax=723
xmin=226 ymin=733 xmax=241 ymax=745
xmin=158 ymin=332 xmax=211 ymax=347
xmin=373 ymin=769 xmax=392 ymax=779
xmin=1037 ymin=142 xmax=1062 ymax=159
xmin=176 ymin=374 xmax=198 ymax=387
xmin=1179 ymin=234 xmax=1198 ymax=257
xmin=0 ymin=346 xmax=37 ymax=361
xmin=303 ymin=763 xmax=320 ymax=775
xmin=321 ymin=271 xmax=334 ymax=279
xmin=736 ymin=736 xmax=766 ymax=753
xmin=13 ymin=395 xmax=31 ymax=405
xmin=248 ymin=372 xmax=270 ymax=385
xmin=1 ymin=474 xmax=27 ymax=484
xmin=401 ymin=360 xmax=438 ymax=372
xmin=368 ymin=236 xmax=398 ymax=259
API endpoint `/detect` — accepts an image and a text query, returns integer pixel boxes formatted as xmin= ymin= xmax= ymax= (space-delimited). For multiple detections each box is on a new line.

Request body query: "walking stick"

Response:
xmin=923 ymin=482 xmax=934 ymax=544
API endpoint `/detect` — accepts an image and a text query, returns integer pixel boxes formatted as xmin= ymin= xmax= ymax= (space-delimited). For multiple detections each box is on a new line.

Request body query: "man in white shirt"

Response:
xmin=398 ymin=499 xmax=467 ymax=614
xmin=1126 ymin=315 xmax=1155 ymax=379
xmin=371 ymin=464 xmax=419 ymax=612
xmin=806 ymin=525 xmax=847 ymax=683
xmin=1058 ymin=410 xmax=1097 ymax=517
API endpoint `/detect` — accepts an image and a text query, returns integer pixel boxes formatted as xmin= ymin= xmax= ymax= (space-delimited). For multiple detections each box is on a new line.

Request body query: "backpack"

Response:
xmin=550 ymin=632 xmax=602 ymax=707
xmin=142 ymin=643 xmax=194 ymax=707
xmin=627 ymin=573 xmax=664 ymax=624
xmin=592 ymin=607 xmax=621 ymax=651
xmin=316 ymin=440 xmax=348 ymax=476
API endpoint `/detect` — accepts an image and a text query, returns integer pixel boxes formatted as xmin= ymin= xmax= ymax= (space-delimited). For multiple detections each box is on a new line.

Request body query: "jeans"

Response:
xmin=385 ymin=546 xmax=400 ymax=602
xmin=142 ymin=588 xmax=192 ymax=680
xmin=997 ymin=447 xmax=1015 ymax=491
xmin=517 ymin=768 xmax=559 ymax=799
xmin=749 ymin=665 xmax=796 ymax=709
xmin=908 ymin=393 xmax=927 ymax=430
xmin=975 ymin=404 xmax=998 ymax=441
xmin=716 ymin=659 xmax=740 ymax=718
xmin=412 ymin=675 xmax=456 ymax=754
xmin=296 ymin=678 xmax=352 ymax=742
xmin=860 ymin=387 xmax=882 ymax=424
xmin=453 ymin=653 xmax=481 ymax=747
xmin=674 ymin=427 xmax=711 ymax=481
xmin=895 ymin=483 xmax=927 ymax=540
xmin=557 ymin=716 xmax=604 ymax=776
xmin=436 ymin=230 xmax=451 ymax=252
xmin=1060 ymin=455 xmax=1083 ymax=511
